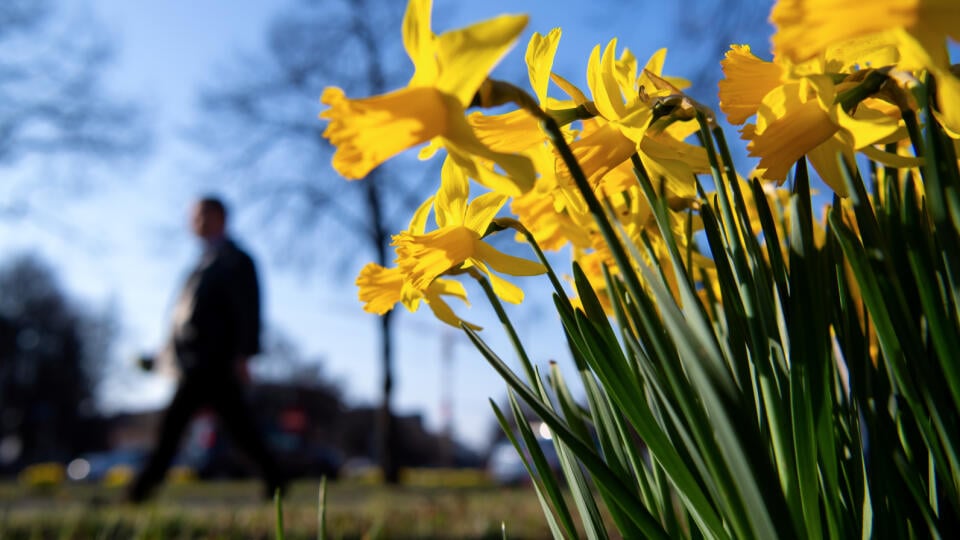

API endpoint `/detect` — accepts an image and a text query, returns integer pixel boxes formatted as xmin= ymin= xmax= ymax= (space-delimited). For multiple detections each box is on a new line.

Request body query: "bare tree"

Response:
xmin=0 ymin=253 xmax=118 ymax=469
xmin=0 ymin=0 xmax=149 ymax=217
xmin=194 ymin=0 xmax=439 ymax=483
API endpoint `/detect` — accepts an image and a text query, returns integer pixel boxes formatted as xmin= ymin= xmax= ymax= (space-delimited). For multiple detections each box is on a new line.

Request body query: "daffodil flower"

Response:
xmin=556 ymin=43 xmax=708 ymax=204
xmin=465 ymin=28 xmax=567 ymax=156
xmin=355 ymin=262 xmax=481 ymax=330
xmin=393 ymin=158 xmax=546 ymax=306
xmin=770 ymin=0 xmax=959 ymax=67
xmin=510 ymin=142 xmax=593 ymax=252
xmin=356 ymin=192 xmax=483 ymax=329
xmin=769 ymin=0 xmax=960 ymax=135
xmin=319 ymin=0 xmax=535 ymax=195
xmin=719 ymin=44 xmax=907 ymax=194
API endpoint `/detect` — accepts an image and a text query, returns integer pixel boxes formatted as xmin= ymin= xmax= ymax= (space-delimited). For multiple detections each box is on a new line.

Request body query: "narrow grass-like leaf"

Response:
xmin=540 ymin=369 xmax=611 ymax=540
xmin=491 ymin=399 xmax=571 ymax=540
xmin=275 ymin=488 xmax=285 ymax=540
xmin=616 ymin=218 xmax=785 ymax=539
xmin=318 ymin=477 xmax=327 ymax=540
xmin=468 ymin=326 xmax=672 ymax=540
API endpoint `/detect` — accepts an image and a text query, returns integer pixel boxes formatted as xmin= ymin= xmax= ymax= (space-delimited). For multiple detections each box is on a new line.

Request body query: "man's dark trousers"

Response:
xmin=129 ymin=371 xmax=283 ymax=501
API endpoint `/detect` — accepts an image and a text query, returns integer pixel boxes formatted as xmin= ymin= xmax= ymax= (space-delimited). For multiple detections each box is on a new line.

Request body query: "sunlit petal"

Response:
xmin=525 ymin=28 xmax=562 ymax=105
xmin=356 ymin=264 xmax=404 ymax=315
xmin=436 ymin=157 xmax=470 ymax=228
xmin=320 ymin=86 xmax=449 ymax=179
xmin=463 ymin=192 xmax=509 ymax=234
xmin=474 ymin=242 xmax=546 ymax=276
xmin=719 ymin=45 xmax=785 ymax=125
xmin=468 ymin=109 xmax=544 ymax=153
xmin=435 ymin=14 xmax=529 ymax=107
xmin=403 ymin=0 xmax=438 ymax=86
xmin=473 ymin=261 xmax=526 ymax=304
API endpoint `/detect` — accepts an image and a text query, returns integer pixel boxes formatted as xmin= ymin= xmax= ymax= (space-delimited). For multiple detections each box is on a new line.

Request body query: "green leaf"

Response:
xmin=491 ymin=398 xmax=572 ymax=539
xmin=468 ymin=327 xmax=672 ymax=540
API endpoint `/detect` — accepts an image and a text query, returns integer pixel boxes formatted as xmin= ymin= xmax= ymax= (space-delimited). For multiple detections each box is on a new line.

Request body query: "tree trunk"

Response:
xmin=378 ymin=309 xmax=399 ymax=483
xmin=365 ymin=171 xmax=399 ymax=484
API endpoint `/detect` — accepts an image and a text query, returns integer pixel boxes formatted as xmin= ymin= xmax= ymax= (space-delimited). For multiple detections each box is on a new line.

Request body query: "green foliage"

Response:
xmin=469 ymin=81 xmax=960 ymax=538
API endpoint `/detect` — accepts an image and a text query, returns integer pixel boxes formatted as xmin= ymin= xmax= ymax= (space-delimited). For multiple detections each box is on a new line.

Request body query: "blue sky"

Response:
xmin=1 ymin=0 xmax=773 ymax=451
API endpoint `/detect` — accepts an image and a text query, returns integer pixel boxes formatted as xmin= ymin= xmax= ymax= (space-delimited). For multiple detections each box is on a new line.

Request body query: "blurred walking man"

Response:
xmin=128 ymin=196 xmax=284 ymax=503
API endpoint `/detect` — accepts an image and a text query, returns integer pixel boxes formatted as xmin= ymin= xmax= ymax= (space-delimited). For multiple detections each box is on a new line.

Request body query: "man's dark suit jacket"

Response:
xmin=171 ymin=238 xmax=260 ymax=376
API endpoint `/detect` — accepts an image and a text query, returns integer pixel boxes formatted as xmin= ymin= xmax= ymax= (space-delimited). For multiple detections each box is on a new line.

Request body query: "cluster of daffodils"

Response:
xmin=320 ymin=0 xmax=959 ymax=329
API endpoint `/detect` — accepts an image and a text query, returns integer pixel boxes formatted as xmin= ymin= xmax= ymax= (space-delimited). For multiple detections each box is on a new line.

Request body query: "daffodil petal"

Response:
xmin=932 ymin=67 xmax=960 ymax=136
xmin=614 ymin=47 xmax=639 ymax=96
xmin=403 ymin=0 xmax=438 ymax=86
xmin=435 ymin=13 xmax=529 ymax=107
xmin=718 ymin=44 xmax=785 ymax=125
xmin=525 ymin=28 xmax=562 ymax=105
xmin=430 ymin=277 xmax=470 ymax=301
xmin=468 ymin=109 xmax=544 ymax=153
xmin=860 ymin=145 xmax=924 ymax=168
xmin=464 ymin=192 xmax=509 ymax=234
xmin=588 ymin=40 xmax=629 ymax=120
xmin=474 ymin=260 xmax=526 ymax=304
xmin=356 ymin=263 xmax=404 ymax=315
xmin=436 ymin=157 xmax=470 ymax=228
xmin=806 ymin=134 xmax=855 ymax=197
xmin=475 ymin=242 xmax=546 ymax=276
xmin=834 ymin=100 xmax=904 ymax=150
xmin=320 ymin=86 xmax=449 ymax=179
xmin=408 ymin=195 xmax=436 ymax=234
xmin=550 ymin=72 xmax=590 ymax=105
xmin=424 ymin=292 xmax=481 ymax=330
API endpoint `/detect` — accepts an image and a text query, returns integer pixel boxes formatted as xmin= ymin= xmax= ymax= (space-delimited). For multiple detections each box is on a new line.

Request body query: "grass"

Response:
xmin=0 ymin=479 xmax=557 ymax=539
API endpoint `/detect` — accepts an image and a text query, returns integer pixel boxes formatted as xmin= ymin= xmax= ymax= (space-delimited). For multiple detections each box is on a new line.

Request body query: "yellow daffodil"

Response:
xmin=355 ymin=263 xmax=481 ymax=330
xmin=561 ymin=40 xmax=657 ymax=183
xmin=718 ymin=45 xmax=786 ymax=125
xmin=770 ymin=0 xmax=960 ymax=135
xmin=393 ymin=158 xmax=546 ymax=305
xmin=465 ymin=28 xmax=567 ymax=155
xmin=720 ymin=44 xmax=907 ymax=194
xmin=510 ymin=143 xmax=593 ymax=252
xmin=770 ymin=0 xmax=959 ymax=66
xmin=892 ymin=29 xmax=960 ymax=135
xmin=320 ymin=0 xmax=535 ymax=194
xmin=556 ymin=44 xmax=707 ymax=203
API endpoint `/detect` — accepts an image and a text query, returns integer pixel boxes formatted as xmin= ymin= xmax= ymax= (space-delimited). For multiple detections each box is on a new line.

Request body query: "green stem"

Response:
xmin=468 ymin=267 xmax=539 ymax=387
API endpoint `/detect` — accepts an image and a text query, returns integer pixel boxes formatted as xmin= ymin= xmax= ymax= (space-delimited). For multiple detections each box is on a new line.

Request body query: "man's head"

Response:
xmin=191 ymin=196 xmax=228 ymax=240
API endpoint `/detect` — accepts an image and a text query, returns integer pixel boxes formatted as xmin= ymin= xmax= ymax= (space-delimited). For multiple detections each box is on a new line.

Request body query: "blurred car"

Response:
xmin=66 ymin=448 xmax=145 ymax=483
xmin=66 ymin=447 xmax=201 ymax=484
